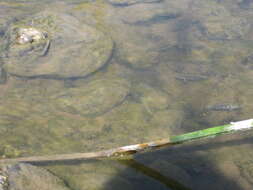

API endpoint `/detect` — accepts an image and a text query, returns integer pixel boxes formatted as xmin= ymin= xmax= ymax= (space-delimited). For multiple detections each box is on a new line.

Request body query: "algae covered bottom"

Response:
xmin=0 ymin=0 xmax=253 ymax=189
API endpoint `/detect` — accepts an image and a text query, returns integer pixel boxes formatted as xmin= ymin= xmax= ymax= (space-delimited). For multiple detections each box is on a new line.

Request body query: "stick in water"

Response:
xmin=1 ymin=119 xmax=253 ymax=163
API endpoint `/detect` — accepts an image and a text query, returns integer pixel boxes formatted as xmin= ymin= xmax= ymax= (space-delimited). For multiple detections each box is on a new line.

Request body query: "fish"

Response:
xmin=175 ymin=74 xmax=208 ymax=83
xmin=206 ymin=104 xmax=241 ymax=111
xmin=0 ymin=67 xmax=7 ymax=84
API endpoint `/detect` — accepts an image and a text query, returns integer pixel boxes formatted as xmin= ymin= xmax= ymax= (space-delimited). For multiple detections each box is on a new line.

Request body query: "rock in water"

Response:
xmin=6 ymin=163 xmax=70 ymax=190
xmin=53 ymin=78 xmax=130 ymax=116
xmin=2 ymin=11 xmax=113 ymax=79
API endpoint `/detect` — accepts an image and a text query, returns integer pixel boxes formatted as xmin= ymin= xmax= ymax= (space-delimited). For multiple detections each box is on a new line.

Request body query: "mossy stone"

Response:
xmin=2 ymin=11 xmax=113 ymax=78
xmin=53 ymin=78 xmax=130 ymax=116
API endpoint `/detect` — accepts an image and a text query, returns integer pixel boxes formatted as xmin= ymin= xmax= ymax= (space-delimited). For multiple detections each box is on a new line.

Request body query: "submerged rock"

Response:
xmin=53 ymin=78 xmax=130 ymax=116
xmin=2 ymin=11 xmax=113 ymax=78
xmin=5 ymin=163 xmax=70 ymax=190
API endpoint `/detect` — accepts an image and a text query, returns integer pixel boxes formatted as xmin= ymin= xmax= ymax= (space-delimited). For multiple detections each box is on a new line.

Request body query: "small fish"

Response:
xmin=108 ymin=0 xmax=163 ymax=7
xmin=123 ymin=13 xmax=181 ymax=26
xmin=0 ymin=67 xmax=7 ymax=84
xmin=175 ymin=74 xmax=208 ymax=83
xmin=206 ymin=104 xmax=241 ymax=111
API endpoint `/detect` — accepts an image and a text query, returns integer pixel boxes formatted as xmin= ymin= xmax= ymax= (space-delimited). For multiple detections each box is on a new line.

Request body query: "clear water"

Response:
xmin=1 ymin=0 xmax=253 ymax=189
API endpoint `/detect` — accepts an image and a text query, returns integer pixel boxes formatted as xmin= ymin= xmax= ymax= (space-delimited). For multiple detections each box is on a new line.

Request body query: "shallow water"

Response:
xmin=1 ymin=0 xmax=253 ymax=189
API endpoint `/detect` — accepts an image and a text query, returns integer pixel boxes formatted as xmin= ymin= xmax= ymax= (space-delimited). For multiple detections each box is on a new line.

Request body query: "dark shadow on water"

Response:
xmin=102 ymin=132 xmax=253 ymax=190
xmin=36 ymin=132 xmax=253 ymax=190
xmin=117 ymin=159 xmax=192 ymax=190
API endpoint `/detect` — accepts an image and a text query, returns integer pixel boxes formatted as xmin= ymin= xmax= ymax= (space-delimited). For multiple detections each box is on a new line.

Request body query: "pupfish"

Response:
xmin=175 ymin=74 xmax=208 ymax=82
xmin=0 ymin=67 xmax=7 ymax=84
xmin=206 ymin=104 xmax=241 ymax=111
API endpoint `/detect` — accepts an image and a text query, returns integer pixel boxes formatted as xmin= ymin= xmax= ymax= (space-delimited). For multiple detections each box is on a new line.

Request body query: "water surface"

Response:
xmin=1 ymin=0 xmax=253 ymax=189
